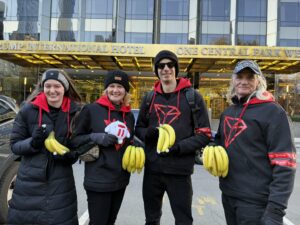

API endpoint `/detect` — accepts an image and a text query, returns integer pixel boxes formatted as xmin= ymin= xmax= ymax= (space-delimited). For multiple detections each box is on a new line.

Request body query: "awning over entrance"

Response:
xmin=1 ymin=41 xmax=300 ymax=74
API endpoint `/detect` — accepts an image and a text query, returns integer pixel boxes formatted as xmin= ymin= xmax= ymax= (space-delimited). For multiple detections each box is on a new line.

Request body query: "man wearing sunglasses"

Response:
xmin=135 ymin=50 xmax=211 ymax=225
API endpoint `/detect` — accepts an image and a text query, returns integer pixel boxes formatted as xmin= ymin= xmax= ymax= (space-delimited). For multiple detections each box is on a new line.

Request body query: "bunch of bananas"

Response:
xmin=44 ymin=131 xmax=70 ymax=155
xmin=122 ymin=145 xmax=146 ymax=173
xmin=157 ymin=124 xmax=176 ymax=153
xmin=202 ymin=145 xmax=229 ymax=178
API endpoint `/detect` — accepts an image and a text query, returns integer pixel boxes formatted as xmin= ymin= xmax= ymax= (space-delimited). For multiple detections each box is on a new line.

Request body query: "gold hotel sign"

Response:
xmin=1 ymin=41 xmax=300 ymax=59
xmin=0 ymin=41 xmax=300 ymax=73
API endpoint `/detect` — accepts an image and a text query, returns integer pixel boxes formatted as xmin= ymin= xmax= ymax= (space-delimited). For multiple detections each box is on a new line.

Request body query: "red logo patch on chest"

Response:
xmin=154 ymin=104 xmax=181 ymax=125
xmin=223 ymin=116 xmax=247 ymax=148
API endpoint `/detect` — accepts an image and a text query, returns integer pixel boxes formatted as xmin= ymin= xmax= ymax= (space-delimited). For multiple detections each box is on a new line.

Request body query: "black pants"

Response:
xmin=86 ymin=188 xmax=126 ymax=225
xmin=222 ymin=194 xmax=268 ymax=225
xmin=142 ymin=172 xmax=193 ymax=225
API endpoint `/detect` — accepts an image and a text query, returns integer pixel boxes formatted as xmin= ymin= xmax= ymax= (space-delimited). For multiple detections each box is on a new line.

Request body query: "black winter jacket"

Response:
xmin=71 ymin=95 xmax=135 ymax=192
xmin=8 ymin=93 xmax=80 ymax=225
xmin=135 ymin=78 xmax=211 ymax=175
xmin=215 ymin=93 xmax=296 ymax=210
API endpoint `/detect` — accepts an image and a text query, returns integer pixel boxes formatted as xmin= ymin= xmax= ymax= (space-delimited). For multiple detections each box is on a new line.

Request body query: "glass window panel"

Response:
xmin=3 ymin=0 xmax=18 ymax=20
xmin=237 ymin=0 xmax=267 ymax=22
xmin=279 ymin=39 xmax=299 ymax=47
xmin=52 ymin=0 xmax=79 ymax=17
xmin=161 ymin=0 xmax=189 ymax=20
xmin=202 ymin=0 xmax=230 ymax=21
xmin=160 ymin=33 xmax=188 ymax=44
xmin=86 ymin=0 xmax=113 ymax=19
xmin=280 ymin=2 xmax=300 ymax=27
xmin=51 ymin=30 xmax=78 ymax=42
xmin=237 ymin=35 xmax=266 ymax=45
xmin=3 ymin=0 xmax=40 ymax=40
xmin=51 ymin=0 xmax=79 ymax=41
xmin=125 ymin=32 xmax=152 ymax=43
xmin=201 ymin=34 xmax=231 ymax=45
xmin=126 ymin=0 xmax=154 ymax=20
xmin=84 ymin=31 xmax=113 ymax=42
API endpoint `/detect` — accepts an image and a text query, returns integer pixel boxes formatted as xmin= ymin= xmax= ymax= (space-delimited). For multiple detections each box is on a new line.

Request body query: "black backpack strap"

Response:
xmin=185 ymin=88 xmax=199 ymax=129
xmin=145 ymin=90 xmax=154 ymax=120
xmin=145 ymin=90 xmax=154 ymax=108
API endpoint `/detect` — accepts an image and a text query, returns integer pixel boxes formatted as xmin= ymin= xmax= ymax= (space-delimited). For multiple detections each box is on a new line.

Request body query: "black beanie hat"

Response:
xmin=154 ymin=50 xmax=179 ymax=77
xmin=104 ymin=70 xmax=130 ymax=92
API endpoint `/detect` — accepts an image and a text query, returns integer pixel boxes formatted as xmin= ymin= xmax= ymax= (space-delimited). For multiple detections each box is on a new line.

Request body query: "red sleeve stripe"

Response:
xmin=195 ymin=127 xmax=211 ymax=139
xmin=268 ymin=152 xmax=296 ymax=160
xmin=270 ymin=159 xmax=297 ymax=168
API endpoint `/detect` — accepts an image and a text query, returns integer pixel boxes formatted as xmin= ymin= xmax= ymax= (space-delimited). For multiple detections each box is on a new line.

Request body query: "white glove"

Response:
xmin=104 ymin=121 xmax=130 ymax=144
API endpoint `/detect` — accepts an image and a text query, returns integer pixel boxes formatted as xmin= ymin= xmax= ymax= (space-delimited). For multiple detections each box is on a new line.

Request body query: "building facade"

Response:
xmin=0 ymin=0 xmax=299 ymax=120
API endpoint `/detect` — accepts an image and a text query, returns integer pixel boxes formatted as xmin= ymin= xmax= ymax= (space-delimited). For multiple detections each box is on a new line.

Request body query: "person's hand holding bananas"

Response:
xmin=31 ymin=126 xmax=47 ymax=149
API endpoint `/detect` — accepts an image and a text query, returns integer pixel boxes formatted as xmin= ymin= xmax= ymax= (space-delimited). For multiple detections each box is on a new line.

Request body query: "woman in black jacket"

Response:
xmin=7 ymin=69 xmax=82 ymax=225
xmin=71 ymin=70 xmax=135 ymax=225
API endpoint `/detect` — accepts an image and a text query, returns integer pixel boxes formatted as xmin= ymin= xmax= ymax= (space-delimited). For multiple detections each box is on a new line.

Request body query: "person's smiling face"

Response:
xmin=234 ymin=68 xmax=259 ymax=99
xmin=157 ymin=59 xmax=176 ymax=83
xmin=106 ymin=83 xmax=126 ymax=105
xmin=43 ymin=79 xmax=65 ymax=107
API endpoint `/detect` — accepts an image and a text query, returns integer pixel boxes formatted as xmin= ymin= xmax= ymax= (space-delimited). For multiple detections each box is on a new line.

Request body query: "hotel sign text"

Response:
xmin=0 ymin=41 xmax=300 ymax=60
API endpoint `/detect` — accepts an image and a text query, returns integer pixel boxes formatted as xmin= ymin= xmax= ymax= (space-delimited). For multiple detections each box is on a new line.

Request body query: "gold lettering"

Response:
xmin=285 ymin=49 xmax=300 ymax=58
xmin=201 ymin=48 xmax=208 ymax=55
xmin=176 ymin=47 xmax=198 ymax=55
xmin=97 ymin=45 xmax=108 ymax=53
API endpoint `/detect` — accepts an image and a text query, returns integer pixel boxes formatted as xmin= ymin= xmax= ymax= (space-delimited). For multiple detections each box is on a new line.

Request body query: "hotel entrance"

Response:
xmin=0 ymin=41 xmax=300 ymax=120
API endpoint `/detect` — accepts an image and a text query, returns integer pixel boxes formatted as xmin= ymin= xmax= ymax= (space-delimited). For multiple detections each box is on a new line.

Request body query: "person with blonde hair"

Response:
xmin=71 ymin=70 xmax=136 ymax=225
xmin=213 ymin=60 xmax=296 ymax=225
xmin=8 ymin=69 xmax=82 ymax=225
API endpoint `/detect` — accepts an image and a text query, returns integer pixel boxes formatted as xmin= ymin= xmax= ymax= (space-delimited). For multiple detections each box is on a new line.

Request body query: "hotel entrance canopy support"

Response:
xmin=1 ymin=41 xmax=300 ymax=74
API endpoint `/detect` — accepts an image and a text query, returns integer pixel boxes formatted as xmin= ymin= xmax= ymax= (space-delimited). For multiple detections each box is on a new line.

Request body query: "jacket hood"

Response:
xmin=232 ymin=91 xmax=275 ymax=124
xmin=30 ymin=92 xmax=72 ymax=136
xmin=96 ymin=95 xmax=131 ymax=112
xmin=232 ymin=91 xmax=274 ymax=106
xmin=247 ymin=92 xmax=274 ymax=105
xmin=153 ymin=78 xmax=191 ymax=93
xmin=31 ymin=92 xmax=71 ymax=112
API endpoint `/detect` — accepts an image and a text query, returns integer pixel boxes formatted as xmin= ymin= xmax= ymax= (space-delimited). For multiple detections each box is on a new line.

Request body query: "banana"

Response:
xmin=222 ymin=164 xmax=229 ymax=178
xmin=137 ymin=147 xmax=145 ymax=168
xmin=217 ymin=146 xmax=229 ymax=178
xmin=161 ymin=124 xmax=176 ymax=148
xmin=203 ymin=146 xmax=217 ymax=176
xmin=210 ymin=147 xmax=219 ymax=176
xmin=202 ymin=146 xmax=209 ymax=170
xmin=137 ymin=147 xmax=146 ymax=173
xmin=203 ymin=146 xmax=213 ymax=170
xmin=44 ymin=137 xmax=54 ymax=153
xmin=161 ymin=127 xmax=170 ymax=152
xmin=129 ymin=146 xmax=136 ymax=173
xmin=157 ymin=127 xmax=166 ymax=153
xmin=213 ymin=146 xmax=224 ymax=177
xmin=44 ymin=131 xmax=70 ymax=155
xmin=135 ymin=146 xmax=141 ymax=171
xmin=122 ymin=145 xmax=132 ymax=170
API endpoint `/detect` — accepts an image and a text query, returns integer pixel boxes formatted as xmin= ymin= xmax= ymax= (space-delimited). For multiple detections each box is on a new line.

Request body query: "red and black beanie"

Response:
xmin=154 ymin=50 xmax=179 ymax=77
xmin=104 ymin=70 xmax=130 ymax=92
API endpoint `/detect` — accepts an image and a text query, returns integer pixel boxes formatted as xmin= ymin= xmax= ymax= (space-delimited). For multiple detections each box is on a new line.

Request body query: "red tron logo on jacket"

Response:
xmin=223 ymin=116 xmax=247 ymax=148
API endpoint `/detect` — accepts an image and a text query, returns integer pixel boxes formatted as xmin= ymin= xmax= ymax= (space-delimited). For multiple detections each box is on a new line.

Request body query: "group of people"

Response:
xmin=7 ymin=49 xmax=296 ymax=225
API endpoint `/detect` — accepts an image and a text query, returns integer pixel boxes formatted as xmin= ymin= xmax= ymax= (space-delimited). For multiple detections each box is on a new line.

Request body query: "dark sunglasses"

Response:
xmin=157 ymin=61 xmax=176 ymax=69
